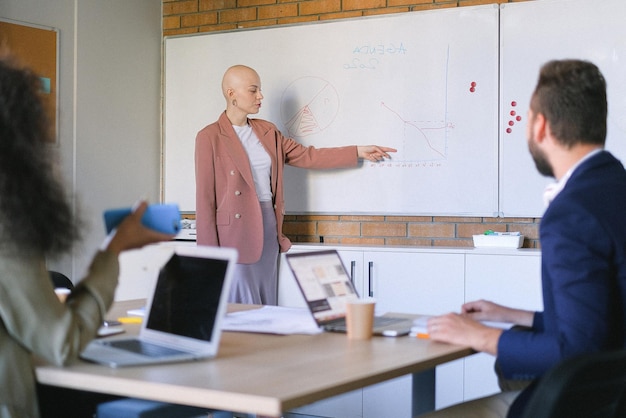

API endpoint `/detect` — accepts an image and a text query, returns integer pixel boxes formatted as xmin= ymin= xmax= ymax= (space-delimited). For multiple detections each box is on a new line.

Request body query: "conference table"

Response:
xmin=35 ymin=300 xmax=474 ymax=417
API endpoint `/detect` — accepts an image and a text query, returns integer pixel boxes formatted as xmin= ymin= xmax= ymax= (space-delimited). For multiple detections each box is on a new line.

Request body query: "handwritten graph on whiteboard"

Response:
xmin=278 ymin=46 xmax=457 ymax=165
xmin=380 ymin=102 xmax=452 ymax=162
xmin=282 ymin=70 xmax=455 ymax=163
xmin=164 ymin=5 xmax=499 ymax=215
xmin=281 ymin=76 xmax=340 ymax=138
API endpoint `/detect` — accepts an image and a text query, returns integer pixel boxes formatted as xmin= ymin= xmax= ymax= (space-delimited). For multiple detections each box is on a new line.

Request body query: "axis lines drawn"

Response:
xmin=279 ymin=75 xmax=455 ymax=166
xmin=380 ymin=101 xmax=453 ymax=163
xmin=279 ymin=76 xmax=454 ymax=165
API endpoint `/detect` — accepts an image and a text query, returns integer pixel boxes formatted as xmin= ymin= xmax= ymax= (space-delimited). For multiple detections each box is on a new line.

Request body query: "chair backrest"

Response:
xmin=49 ymin=270 xmax=74 ymax=289
xmin=521 ymin=349 xmax=626 ymax=418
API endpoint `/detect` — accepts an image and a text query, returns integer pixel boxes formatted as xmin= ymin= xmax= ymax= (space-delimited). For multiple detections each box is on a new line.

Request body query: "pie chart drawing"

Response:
xmin=280 ymin=76 xmax=340 ymax=138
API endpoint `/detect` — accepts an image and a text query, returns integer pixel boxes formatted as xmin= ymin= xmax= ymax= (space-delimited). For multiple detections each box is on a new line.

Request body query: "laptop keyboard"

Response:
xmin=325 ymin=316 xmax=410 ymax=332
xmin=105 ymin=339 xmax=188 ymax=357
xmin=373 ymin=316 xmax=408 ymax=327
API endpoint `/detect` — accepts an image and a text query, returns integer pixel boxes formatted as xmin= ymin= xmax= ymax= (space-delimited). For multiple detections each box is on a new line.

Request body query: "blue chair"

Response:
xmin=96 ymin=398 xmax=235 ymax=418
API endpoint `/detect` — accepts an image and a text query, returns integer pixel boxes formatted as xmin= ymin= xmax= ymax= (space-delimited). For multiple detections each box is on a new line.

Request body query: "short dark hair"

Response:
xmin=530 ymin=59 xmax=607 ymax=148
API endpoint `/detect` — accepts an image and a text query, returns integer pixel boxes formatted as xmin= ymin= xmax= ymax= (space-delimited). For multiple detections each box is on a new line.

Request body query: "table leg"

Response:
xmin=412 ymin=369 xmax=436 ymax=416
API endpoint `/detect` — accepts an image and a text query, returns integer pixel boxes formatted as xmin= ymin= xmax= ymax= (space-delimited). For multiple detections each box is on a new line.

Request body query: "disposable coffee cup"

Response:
xmin=345 ymin=297 xmax=376 ymax=340
xmin=54 ymin=288 xmax=71 ymax=303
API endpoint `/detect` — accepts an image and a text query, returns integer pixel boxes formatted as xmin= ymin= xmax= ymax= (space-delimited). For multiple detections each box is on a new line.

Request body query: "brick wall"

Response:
xmin=165 ymin=0 xmax=540 ymax=249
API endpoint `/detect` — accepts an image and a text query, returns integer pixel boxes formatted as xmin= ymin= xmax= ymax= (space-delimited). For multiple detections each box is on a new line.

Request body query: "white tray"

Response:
xmin=473 ymin=234 xmax=524 ymax=248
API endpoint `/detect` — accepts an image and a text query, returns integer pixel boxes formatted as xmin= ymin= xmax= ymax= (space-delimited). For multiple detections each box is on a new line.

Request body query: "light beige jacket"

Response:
xmin=0 ymin=248 xmax=119 ymax=418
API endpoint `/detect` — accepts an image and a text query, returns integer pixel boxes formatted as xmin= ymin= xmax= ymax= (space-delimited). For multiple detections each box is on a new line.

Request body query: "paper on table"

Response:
xmin=222 ymin=305 xmax=322 ymax=335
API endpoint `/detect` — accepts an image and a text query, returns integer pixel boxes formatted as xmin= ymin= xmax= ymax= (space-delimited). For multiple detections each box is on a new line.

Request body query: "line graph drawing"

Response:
xmin=380 ymin=101 xmax=453 ymax=162
xmin=376 ymin=45 xmax=453 ymax=164
xmin=280 ymin=76 xmax=340 ymax=138
xmin=278 ymin=46 xmax=461 ymax=166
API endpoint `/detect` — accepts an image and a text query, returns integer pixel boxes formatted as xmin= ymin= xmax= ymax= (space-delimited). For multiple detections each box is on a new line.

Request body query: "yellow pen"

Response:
xmin=117 ymin=316 xmax=143 ymax=324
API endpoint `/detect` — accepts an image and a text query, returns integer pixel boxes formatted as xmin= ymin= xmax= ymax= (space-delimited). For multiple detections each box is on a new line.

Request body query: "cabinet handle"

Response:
xmin=350 ymin=261 xmax=356 ymax=285
xmin=368 ymin=261 xmax=374 ymax=297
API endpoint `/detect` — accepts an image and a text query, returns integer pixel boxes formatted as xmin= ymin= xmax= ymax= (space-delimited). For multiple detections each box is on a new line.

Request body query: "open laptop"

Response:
xmin=285 ymin=250 xmax=413 ymax=336
xmin=81 ymin=245 xmax=238 ymax=367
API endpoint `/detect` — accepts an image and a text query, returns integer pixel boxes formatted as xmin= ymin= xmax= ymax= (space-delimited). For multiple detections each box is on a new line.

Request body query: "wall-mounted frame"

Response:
xmin=0 ymin=18 xmax=59 ymax=143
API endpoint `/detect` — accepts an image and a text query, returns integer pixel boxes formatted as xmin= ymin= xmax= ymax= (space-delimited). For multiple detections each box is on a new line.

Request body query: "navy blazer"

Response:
xmin=498 ymin=150 xmax=626 ymax=381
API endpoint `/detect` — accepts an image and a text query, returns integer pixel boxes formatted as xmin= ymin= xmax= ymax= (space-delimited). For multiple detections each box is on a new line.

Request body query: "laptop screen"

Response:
xmin=286 ymin=250 xmax=359 ymax=323
xmin=146 ymin=254 xmax=228 ymax=341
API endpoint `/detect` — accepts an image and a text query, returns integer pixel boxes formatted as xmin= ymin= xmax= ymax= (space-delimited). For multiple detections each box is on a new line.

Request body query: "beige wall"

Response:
xmin=0 ymin=0 xmax=162 ymax=280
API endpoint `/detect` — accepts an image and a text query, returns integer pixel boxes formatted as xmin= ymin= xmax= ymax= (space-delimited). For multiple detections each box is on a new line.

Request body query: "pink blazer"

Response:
xmin=195 ymin=112 xmax=358 ymax=264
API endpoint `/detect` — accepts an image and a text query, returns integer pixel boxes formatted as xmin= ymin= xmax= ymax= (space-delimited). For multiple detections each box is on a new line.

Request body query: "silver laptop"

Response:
xmin=285 ymin=250 xmax=413 ymax=336
xmin=81 ymin=245 xmax=238 ymax=367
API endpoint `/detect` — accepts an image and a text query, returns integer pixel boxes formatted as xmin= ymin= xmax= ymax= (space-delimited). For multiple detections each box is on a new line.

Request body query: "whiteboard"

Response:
xmin=500 ymin=0 xmax=626 ymax=217
xmin=164 ymin=5 xmax=500 ymax=215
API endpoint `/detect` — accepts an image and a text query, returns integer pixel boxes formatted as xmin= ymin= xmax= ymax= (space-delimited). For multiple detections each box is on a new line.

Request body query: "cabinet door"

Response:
xmin=365 ymin=251 xmax=465 ymax=315
xmin=278 ymin=247 xmax=364 ymax=417
xmin=336 ymin=249 xmax=365 ymax=296
xmin=363 ymin=251 xmax=466 ymax=414
xmin=278 ymin=249 xmax=309 ymax=308
xmin=362 ymin=376 xmax=410 ymax=418
xmin=463 ymin=253 xmax=542 ymax=401
xmin=277 ymin=248 xmax=364 ymax=308
xmin=287 ymin=390 xmax=363 ymax=418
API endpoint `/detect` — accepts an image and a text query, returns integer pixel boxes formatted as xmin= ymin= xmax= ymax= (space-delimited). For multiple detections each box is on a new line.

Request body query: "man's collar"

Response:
xmin=543 ymin=149 xmax=603 ymax=206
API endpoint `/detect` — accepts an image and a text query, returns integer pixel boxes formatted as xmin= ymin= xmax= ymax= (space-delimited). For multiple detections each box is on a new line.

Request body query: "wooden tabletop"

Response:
xmin=35 ymin=299 xmax=473 ymax=417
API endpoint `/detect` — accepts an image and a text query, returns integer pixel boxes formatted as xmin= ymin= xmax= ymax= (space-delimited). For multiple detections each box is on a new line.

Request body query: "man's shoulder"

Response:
xmin=568 ymin=151 xmax=626 ymax=188
xmin=583 ymin=150 xmax=624 ymax=173
xmin=546 ymin=152 xmax=626 ymax=224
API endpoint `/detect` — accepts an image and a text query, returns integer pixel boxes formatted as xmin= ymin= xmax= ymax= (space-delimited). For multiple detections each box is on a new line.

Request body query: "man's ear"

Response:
xmin=532 ymin=112 xmax=548 ymax=144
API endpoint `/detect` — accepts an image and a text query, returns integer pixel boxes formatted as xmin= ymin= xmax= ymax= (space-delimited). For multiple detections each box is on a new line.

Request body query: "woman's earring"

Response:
xmin=232 ymin=99 xmax=237 ymax=106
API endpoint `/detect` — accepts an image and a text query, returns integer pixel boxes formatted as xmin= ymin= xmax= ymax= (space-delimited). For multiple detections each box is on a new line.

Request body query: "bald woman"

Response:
xmin=195 ymin=65 xmax=395 ymax=305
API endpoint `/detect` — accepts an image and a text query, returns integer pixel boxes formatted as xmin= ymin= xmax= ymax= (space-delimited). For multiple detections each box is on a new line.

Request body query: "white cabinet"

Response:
xmin=278 ymin=247 xmax=466 ymax=315
xmin=279 ymin=246 xmax=468 ymax=417
xmin=278 ymin=245 xmax=542 ymax=418
xmin=463 ymin=252 xmax=542 ymax=401
xmin=363 ymin=250 xmax=466 ymax=415
xmin=115 ymin=241 xmax=196 ymax=301
xmin=279 ymin=248 xmax=364 ymax=418
xmin=363 ymin=251 xmax=464 ymax=315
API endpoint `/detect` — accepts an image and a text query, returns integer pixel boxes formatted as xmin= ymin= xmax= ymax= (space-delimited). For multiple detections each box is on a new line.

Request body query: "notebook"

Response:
xmin=285 ymin=250 xmax=413 ymax=336
xmin=81 ymin=245 xmax=238 ymax=367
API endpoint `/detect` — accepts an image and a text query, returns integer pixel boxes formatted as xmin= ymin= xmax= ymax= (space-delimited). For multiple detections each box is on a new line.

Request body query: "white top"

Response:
xmin=233 ymin=124 xmax=272 ymax=202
